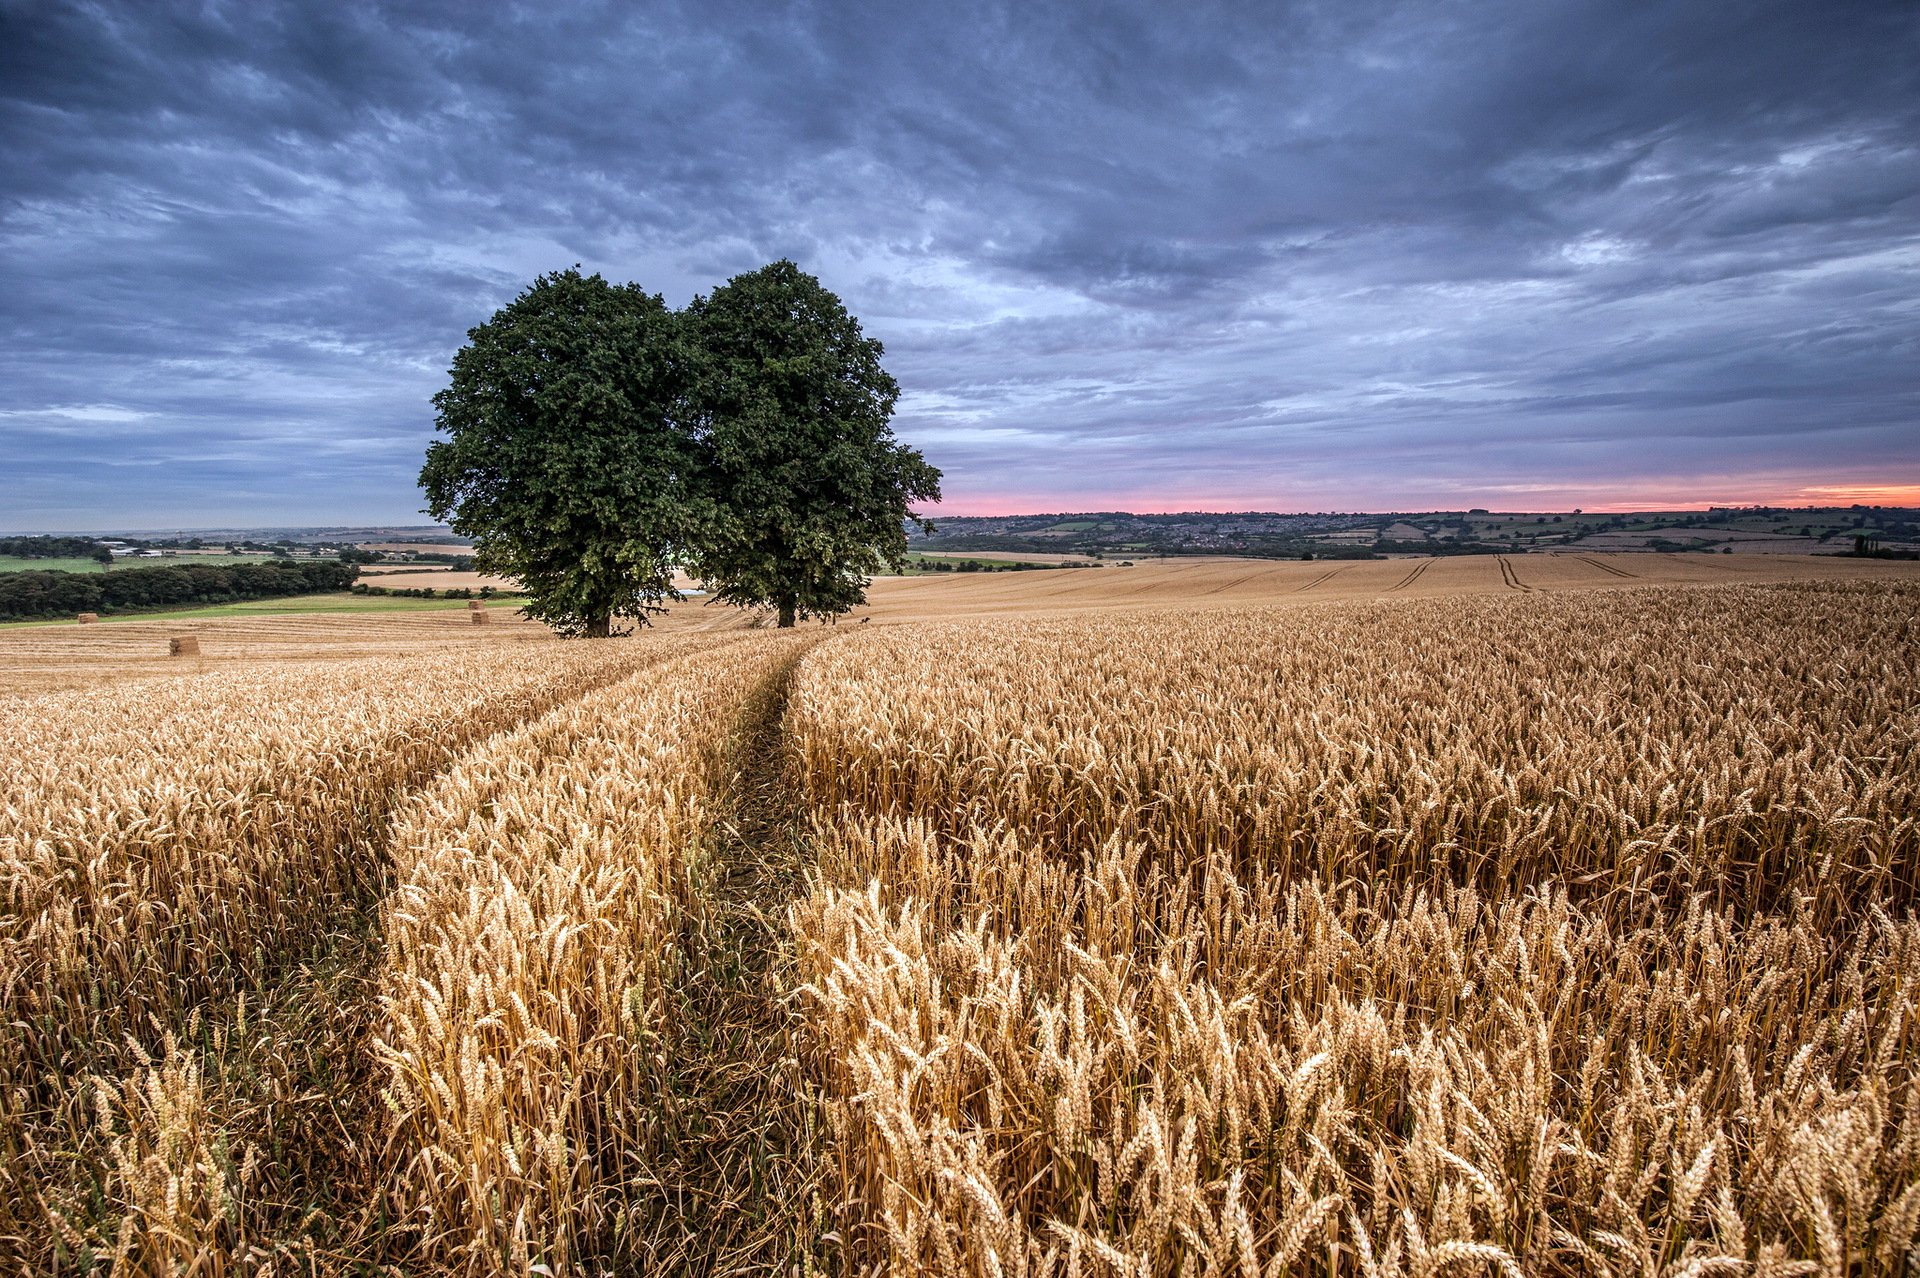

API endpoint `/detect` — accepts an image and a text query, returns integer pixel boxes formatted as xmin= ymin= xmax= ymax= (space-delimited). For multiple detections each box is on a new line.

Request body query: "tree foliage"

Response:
xmin=686 ymin=261 xmax=942 ymax=626
xmin=420 ymin=262 xmax=939 ymax=635
xmin=0 ymin=535 xmax=109 ymax=559
xmin=0 ymin=560 xmax=357 ymax=622
xmin=419 ymin=270 xmax=705 ymax=637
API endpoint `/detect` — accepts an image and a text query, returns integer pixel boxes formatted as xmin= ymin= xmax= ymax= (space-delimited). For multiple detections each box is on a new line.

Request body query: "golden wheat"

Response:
xmin=3 ymin=577 xmax=1914 ymax=1276
xmin=372 ymin=632 xmax=810 ymax=1273
xmin=0 ymin=633 xmax=715 ymax=1269
xmin=786 ymin=582 xmax=1920 ymax=1276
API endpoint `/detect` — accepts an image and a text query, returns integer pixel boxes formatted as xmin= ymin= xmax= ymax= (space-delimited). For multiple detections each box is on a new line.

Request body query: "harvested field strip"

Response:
xmin=785 ymin=581 xmax=1920 ymax=1275
xmin=0 ymin=605 xmax=756 ymax=694
xmin=0 ymin=632 xmax=722 ymax=1270
xmin=1580 ymin=553 xmax=1639 ymax=578
xmin=371 ymin=633 xmax=813 ymax=1275
xmin=1386 ymin=556 xmax=1433 ymax=590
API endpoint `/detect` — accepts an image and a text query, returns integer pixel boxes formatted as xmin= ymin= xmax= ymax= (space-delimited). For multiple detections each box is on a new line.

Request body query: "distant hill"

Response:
xmin=911 ymin=507 xmax=1920 ymax=559
xmin=0 ymin=524 xmax=470 ymax=546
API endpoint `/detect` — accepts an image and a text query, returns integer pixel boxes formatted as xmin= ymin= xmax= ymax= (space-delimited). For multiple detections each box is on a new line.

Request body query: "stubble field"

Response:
xmin=0 ymin=553 xmax=1915 ymax=1275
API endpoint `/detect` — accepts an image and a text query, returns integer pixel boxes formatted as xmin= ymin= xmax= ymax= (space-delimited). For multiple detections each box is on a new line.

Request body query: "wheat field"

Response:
xmin=787 ymin=582 xmax=1920 ymax=1276
xmin=0 ymin=560 xmax=1915 ymax=1274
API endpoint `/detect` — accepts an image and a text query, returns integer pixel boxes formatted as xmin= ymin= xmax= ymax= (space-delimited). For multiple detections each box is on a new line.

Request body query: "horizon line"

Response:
xmin=11 ymin=497 xmax=1920 ymax=539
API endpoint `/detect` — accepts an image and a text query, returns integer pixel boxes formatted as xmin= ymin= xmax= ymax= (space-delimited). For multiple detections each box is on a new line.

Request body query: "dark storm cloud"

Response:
xmin=2 ymin=0 xmax=1915 ymax=528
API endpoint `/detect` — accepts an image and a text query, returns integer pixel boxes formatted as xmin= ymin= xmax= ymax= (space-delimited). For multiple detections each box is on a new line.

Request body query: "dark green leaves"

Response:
xmin=685 ymin=261 xmax=942 ymax=627
xmin=420 ymin=262 xmax=940 ymax=635
xmin=420 ymin=269 xmax=704 ymax=637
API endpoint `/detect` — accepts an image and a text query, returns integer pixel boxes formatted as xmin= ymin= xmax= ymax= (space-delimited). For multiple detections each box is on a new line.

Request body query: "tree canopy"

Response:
xmin=419 ymin=269 xmax=705 ymax=637
xmin=420 ymin=262 xmax=940 ymax=634
xmin=686 ymin=261 xmax=943 ymax=627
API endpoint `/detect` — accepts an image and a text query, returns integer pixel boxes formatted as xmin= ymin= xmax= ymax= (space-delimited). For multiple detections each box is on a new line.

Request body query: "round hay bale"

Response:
xmin=169 ymin=636 xmax=201 ymax=656
xmin=76 ymin=612 xmax=99 ymax=624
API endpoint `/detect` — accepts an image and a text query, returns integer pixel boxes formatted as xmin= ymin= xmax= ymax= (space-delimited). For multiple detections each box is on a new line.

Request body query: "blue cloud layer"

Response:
xmin=2 ymin=0 xmax=1915 ymax=527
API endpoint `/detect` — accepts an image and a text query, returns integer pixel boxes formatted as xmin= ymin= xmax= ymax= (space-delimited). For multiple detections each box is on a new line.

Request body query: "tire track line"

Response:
xmin=630 ymin=636 xmax=830 ymax=1274
xmin=1294 ymin=564 xmax=1354 ymax=593
xmin=165 ymin=637 xmax=738 ymax=1271
xmin=1388 ymin=558 xmax=1434 ymax=592
xmin=1579 ymin=554 xmax=1638 ymax=579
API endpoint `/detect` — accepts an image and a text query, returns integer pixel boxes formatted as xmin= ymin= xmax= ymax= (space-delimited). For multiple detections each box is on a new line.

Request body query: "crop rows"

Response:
xmin=3 ymin=579 xmax=1915 ymax=1275
xmin=785 ymin=583 xmax=1920 ymax=1275
xmin=373 ymin=632 xmax=811 ymax=1273
xmin=0 ymin=633 xmax=720 ymax=1269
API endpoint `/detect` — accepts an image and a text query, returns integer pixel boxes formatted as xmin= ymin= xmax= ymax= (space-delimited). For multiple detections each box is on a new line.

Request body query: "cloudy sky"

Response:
xmin=2 ymin=0 xmax=1916 ymax=529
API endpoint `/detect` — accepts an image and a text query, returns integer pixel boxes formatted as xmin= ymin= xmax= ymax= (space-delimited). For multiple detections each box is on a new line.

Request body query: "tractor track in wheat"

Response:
xmin=1579 ymin=554 xmax=1638 ymax=579
xmin=1293 ymin=564 xmax=1353 ymax=592
xmin=1387 ymin=557 xmax=1435 ymax=591
xmin=625 ymin=639 xmax=829 ymax=1276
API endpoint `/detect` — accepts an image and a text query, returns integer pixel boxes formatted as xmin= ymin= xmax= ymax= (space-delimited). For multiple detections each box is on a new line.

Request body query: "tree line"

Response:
xmin=350 ymin=583 xmax=498 ymax=598
xmin=0 ymin=535 xmax=112 ymax=563
xmin=420 ymin=260 xmax=941 ymax=636
xmin=0 ymin=560 xmax=358 ymax=622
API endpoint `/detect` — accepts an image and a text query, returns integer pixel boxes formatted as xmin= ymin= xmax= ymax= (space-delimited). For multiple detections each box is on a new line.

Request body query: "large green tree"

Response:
xmin=685 ymin=261 xmax=942 ymax=627
xmin=419 ymin=269 xmax=704 ymax=636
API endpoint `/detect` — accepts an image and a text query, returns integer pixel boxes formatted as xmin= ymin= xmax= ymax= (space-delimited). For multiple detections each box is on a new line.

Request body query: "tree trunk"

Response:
xmin=777 ymin=596 xmax=797 ymax=629
xmin=585 ymin=614 xmax=612 ymax=638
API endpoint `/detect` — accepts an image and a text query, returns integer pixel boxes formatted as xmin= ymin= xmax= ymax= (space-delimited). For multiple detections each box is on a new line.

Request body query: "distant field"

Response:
xmin=363 ymin=567 xmax=714 ymax=595
xmin=357 ymin=568 xmax=523 ymax=590
xmin=355 ymin=541 xmax=473 ymax=555
xmin=6 ymin=551 xmax=1911 ymax=648
xmin=0 ymin=553 xmax=275 ymax=573
xmin=910 ymin=550 xmax=1099 ymax=565
xmin=0 ymin=556 xmax=106 ymax=573
xmin=896 ymin=551 xmax=1081 ymax=573
xmin=0 ymin=593 xmax=508 ymax=633
xmin=155 ymin=593 xmax=518 ymax=618
xmin=853 ymin=548 xmax=1920 ymax=620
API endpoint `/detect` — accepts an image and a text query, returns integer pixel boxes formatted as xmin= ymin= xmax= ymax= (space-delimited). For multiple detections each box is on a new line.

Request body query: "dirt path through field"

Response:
xmin=626 ymin=639 xmax=828 ymax=1274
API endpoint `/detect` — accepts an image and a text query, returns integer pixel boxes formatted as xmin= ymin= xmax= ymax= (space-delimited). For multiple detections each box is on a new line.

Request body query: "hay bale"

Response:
xmin=169 ymin=636 xmax=200 ymax=656
xmin=467 ymin=599 xmax=485 ymax=610
xmin=76 ymin=612 xmax=99 ymax=624
xmin=471 ymin=610 xmax=489 ymax=624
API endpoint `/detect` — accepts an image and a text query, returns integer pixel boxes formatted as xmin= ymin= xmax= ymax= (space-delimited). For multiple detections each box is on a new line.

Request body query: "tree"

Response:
xmin=419 ymin=269 xmax=704 ymax=636
xmin=684 ymin=261 xmax=941 ymax=627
